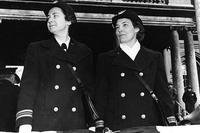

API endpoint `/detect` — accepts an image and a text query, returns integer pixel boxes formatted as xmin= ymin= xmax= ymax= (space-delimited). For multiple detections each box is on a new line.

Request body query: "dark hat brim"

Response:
xmin=112 ymin=10 xmax=143 ymax=28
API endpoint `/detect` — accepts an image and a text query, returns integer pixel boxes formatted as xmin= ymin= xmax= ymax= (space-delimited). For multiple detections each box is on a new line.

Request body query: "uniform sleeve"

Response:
xmin=154 ymin=53 xmax=177 ymax=125
xmin=16 ymin=44 xmax=39 ymax=127
xmin=94 ymin=54 xmax=109 ymax=120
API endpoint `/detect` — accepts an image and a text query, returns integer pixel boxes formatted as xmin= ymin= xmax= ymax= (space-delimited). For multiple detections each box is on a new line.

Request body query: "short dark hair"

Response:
xmin=44 ymin=2 xmax=77 ymax=23
xmin=112 ymin=9 xmax=145 ymax=42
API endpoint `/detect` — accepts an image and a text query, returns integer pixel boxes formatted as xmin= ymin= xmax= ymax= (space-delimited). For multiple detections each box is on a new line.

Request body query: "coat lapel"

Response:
xmin=112 ymin=47 xmax=154 ymax=71
xmin=39 ymin=38 xmax=90 ymax=84
xmin=50 ymin=38 xmax=75 ymax=64
xmin=66 ymin=40 xmax=89 ymax=64
xmin=45 ymin=38 xmax=88 ymax=65
xmin=135 ymin=47 xmax=154 ymax=71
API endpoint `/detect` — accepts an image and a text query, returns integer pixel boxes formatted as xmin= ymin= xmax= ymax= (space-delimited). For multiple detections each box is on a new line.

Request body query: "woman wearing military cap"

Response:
xmin=95 ymin=9 xmax=177 ymax=131
xmin=17 ymin=2 xmax=94 ymax=133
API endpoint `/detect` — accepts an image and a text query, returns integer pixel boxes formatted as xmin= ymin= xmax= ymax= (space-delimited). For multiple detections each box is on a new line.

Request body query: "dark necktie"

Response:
xmin=61 ymin=43 xmax=67 ymax=51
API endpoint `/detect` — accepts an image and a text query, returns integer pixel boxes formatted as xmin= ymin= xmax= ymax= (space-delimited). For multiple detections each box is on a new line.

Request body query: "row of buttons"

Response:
xmin=53 ymin=64 xmax=78 ymax=114
xmin=120 ymin=72 xmax=145 ymax=120
xmin=54 ymin=85 xmax=77 ymax=91
xmin=120 ymin=91 xmax=146 ymax=120
xmin=55 ymin=64 xmax=77 ymax=90
xmin=120 ymin=92 xmax=145 ymax=98
xmin=53 ymin=85 xmax=77 ymax=112
xmin=121 ymin=114 xmax=146 ymax=120
xmin=56 ymin=64 xmax=77 ymax=71
xmin=120 ymin=72 xmax=143 ymax=77
xmin=53 ymin=106 xmax=77 ymax=112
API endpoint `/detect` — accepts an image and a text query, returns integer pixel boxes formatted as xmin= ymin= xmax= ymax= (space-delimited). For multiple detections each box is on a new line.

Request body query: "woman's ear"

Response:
xmin=135 ymin=27 xmax=140 ymax=33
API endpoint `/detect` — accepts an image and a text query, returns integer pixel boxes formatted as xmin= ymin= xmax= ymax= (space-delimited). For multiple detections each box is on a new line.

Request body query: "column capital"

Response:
xmin=170 ymin=26 xmax=197 ymax=33
xmin=170 ymin=26 xmax=185 ymax=31
xmin=184 ymin=27 xmax=197 ymax=33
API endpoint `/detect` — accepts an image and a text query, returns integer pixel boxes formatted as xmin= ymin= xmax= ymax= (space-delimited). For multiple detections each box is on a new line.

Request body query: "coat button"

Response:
xmin=54 ymin=85 xmax=59 ymax=90
xmin=121 ymin=115 xmax=126 ymax=120
xmin=53 ymin=107 xmax=59 ymax=112
xmin=56 ymin=64 xmax=60 ymax=69
xmin=72 ymin=66 xmax=77 ymax=71
xmin=140 ymin=92 xmax=145 ymax=97
xmin=120 ymin=72 xmax=125 ymax=77
xmin=139 ymin=72 xmax=143 ymax=77
xmin=121 ymin=93 xmax=126 ymax=98
xmin=141 ymin=114 xmax=146 ymax=119
xmin=72 ymin=107 xmax=77 ymax=112
xmin=72 ymin=86 xmax=76 ymax=91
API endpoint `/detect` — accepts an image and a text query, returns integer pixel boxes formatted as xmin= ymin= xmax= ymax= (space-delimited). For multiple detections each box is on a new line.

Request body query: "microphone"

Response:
xmin=183 ymin=105 xmax=200 ymax=124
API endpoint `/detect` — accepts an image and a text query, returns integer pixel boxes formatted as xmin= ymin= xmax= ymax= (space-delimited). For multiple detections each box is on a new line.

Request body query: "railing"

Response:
xmin=113 ymin=0 xmax=168 ymax=4
xmin=67 ymin=0 xmax=169 ymax=5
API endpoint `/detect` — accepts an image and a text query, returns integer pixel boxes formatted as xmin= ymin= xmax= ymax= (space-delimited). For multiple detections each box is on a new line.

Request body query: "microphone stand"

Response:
xmin=175 ymin=100 xmax=190 ymax=125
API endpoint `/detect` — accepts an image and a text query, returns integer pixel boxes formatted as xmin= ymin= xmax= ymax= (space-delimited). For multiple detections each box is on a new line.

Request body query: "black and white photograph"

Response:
xmin=0 ymin=0 xmax=200 ymax=133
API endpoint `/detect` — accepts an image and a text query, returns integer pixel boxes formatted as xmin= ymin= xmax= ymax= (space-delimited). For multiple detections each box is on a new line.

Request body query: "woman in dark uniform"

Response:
xmin=16 ymin=2 xmax=94 ymax=133
xmin=95 ymin=10 xmax=177 ymax=131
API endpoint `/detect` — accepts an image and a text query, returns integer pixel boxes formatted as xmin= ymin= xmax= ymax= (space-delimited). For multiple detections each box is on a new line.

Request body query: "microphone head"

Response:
xmin=184 ymin=105 xmax=200 ymax=124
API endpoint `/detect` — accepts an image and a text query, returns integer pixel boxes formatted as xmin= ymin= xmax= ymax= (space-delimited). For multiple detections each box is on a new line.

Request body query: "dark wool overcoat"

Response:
xmin=95 ymin=46 xmax=175 ymax=131
xmin=16 ymin=38 xmax=94 ymax=131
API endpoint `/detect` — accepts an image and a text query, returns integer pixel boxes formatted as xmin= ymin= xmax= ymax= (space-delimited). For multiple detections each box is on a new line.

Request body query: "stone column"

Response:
xmin=194 ymin=0 xmax=200 ymax=51
xmin=171 ymin=27 xmax=185 ymax=113
xmin=184 ymin=27 xmax=200 ymax=108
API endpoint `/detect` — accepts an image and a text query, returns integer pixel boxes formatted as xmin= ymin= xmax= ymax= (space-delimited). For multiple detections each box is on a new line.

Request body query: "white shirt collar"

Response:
xmin=120 ymin=40 xmax=141 ymax=61
xmin=55 ymin=37 xmax=70 ymax=49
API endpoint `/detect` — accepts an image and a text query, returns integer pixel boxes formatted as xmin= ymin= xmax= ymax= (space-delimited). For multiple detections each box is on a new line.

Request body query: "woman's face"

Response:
xmin=47 ymin=7 xmax=71 ymax=35
xmin=115 ymin=18 xmax=139 ymax=44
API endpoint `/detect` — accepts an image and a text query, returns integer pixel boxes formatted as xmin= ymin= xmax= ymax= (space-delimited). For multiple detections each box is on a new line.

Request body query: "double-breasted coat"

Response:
xmin=95 ymin=46 xmax=175 ymax=130
xmin=16 ymin=38 xmax=94 ymax=131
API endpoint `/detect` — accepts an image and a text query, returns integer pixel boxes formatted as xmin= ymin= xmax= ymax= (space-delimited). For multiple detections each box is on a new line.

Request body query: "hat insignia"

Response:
xmin=118 ymin=10 xmax=126 ymax=15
